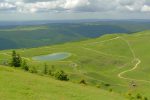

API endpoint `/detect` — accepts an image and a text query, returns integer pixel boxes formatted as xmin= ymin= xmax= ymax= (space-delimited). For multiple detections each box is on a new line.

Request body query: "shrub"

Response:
xmin=48 ymin=69 xmax=54 ymax=76
xmin=79 ymin=79 xmax=87 ymax=85
xmin=96 ymin=85 xmax=101 ymax=88
xmin=48 ymin=69 xmax=53 ymax=76
xmin=144 ymin=97 xmax=148 ymax=100
xmin=29 ymin=66 xmax=37 ymax=73
xmin=125 ymin=92 xmax=134 ymax=100
xmin=55 ymin=70 xmax=69 ymax=81
xmin=21 ymin=60 xmax=29 ymax=71
xmin=104 ymin=83 xmax=110 ymax=87
xmin=136 ymin=93 xmax=142 ymax=99
xmin=48 ymin=65 xmax=56 ymax=76
xmin=109 ymin=88 xmax=112 ymax=92
xmin=127 ymin=92 xmax=132 ymax=97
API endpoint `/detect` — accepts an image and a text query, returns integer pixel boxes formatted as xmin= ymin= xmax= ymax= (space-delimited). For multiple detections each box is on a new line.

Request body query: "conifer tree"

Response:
xmin=11 ymin=50 xmax=22 ymax=67
xmin=43 ymin=63 xmax=48 ymax=74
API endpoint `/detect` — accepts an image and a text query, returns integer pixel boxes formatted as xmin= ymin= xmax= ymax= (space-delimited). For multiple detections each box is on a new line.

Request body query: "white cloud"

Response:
xmin=0 ymin=0 xmax=150 ymax=13
xmin=13 ymin=0 xmax=65 ymax=13
xmin=141 ymin=5 xmax=150 ymax=12
xmin=0 ymin=2 xmax=15 ymax=9
xmin=64 ymin=0 xmax=90 ymax=9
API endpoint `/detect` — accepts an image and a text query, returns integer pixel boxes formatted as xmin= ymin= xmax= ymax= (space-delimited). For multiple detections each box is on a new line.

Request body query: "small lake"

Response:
xmin=32 ymin=52 xmax=71 ymax=61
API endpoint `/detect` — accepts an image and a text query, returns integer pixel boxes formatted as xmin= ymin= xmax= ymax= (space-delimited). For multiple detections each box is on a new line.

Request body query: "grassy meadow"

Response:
xmin=0 ymin=66 xmax=126 ymax=100
xmin=0 ymin=30 xmax=150 ymax=99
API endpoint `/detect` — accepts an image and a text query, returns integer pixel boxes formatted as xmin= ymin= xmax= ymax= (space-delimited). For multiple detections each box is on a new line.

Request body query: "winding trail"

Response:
xmin=117 ymin=36 xmax=150 ymax=84
xmin=118 ymin=58 xmax=141 ymax=80
xmin=85 ymin=37 xmax=119 ymax=45
xmin=118 ymin=58 xmax=150 ymax=83
xmin=84 ymin=36 xmax=150 ymax=84
xmin=82 ymin=36 xmax=128 ymax=59
xmin=82 ymin=47 xmax=128 ymax=59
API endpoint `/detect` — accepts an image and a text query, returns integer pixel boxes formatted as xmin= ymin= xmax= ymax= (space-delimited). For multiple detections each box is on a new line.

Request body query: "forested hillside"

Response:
xmin=0 ymin=21 xmax=150 ymax=50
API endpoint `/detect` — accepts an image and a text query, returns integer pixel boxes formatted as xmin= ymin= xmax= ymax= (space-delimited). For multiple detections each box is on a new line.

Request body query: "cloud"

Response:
xmin=64 ymin=0 xmax=90 ymax=10
xmin=141 ymin=5 xmax=150 ymax=12
xmin=0 ymin=2 xmax=15 ymax=10
xmin=15 ymin=1 xmax=64 ymax=13
xmin=0 ymin=0 xmax=150 ymax=13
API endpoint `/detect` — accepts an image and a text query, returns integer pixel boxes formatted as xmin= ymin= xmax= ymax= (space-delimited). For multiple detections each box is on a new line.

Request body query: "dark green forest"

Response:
xmin=1 ymin=21 xmax=150 ymax=50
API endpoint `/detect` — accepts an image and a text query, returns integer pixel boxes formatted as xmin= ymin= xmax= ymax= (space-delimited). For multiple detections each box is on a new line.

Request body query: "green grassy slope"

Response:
xmin=0 ymin=65 xmax=126 ymax=100
xmin=0 ymin=30 xmax=150 ymax=98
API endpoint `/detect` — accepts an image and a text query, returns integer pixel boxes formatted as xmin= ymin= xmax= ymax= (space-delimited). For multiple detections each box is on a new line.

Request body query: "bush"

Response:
xmin=79 ymin=79 xmax=87 ymax=85
xmin=55 ymin=70 xmax=69 ymax=81
xmin=48 ymin=69 xmax=55 ymax=76
xmin=104 ymin=83 xmax=110 ymax=87
xmin=127 ymin=92 xmax=132 ymax=97
xmin=21 ymin=60 xmax=29 ymax=71
xmin=48 ymin=65 xmax=56 ymax=76
xmin=144 ymin=97 xmax=148 ymax=100
xmin=29 ymin=66 xmax=37 ymax=73
xmin=109 ymin=88 xmax=112 ymax=92
xmin=96 ymin=85 xmax=101 ymax=88
xmin=136 ymin=93 xmax=142 ymax=99
xmin=48 ymin=69 xmax=53 ymax=76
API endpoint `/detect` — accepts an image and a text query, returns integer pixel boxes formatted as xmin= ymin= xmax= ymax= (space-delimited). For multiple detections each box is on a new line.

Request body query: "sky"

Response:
xmin=0 ymin=0 xmax=150 ymax=21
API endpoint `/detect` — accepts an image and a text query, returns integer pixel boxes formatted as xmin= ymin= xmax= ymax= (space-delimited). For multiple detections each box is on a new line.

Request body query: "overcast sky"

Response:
xmin=0 ymin=0 xmax=150 ymax=21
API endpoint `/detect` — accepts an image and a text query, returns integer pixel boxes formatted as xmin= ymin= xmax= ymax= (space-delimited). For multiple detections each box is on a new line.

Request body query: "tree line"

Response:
xmin=10 ymin=50 xmax=69 ymax=81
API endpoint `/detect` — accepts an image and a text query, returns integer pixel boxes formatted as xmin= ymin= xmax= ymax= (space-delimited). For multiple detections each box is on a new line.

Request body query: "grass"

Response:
xmin=1 ymin=30 xmax=150 ymax=99
xmin=0 ymin=66 xmax=126 ymax=100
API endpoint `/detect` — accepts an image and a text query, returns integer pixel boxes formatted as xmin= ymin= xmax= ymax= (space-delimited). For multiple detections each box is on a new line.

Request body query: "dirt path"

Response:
xmin=118 ymin=58 xmax=141 ymax=80
xmin=85 ymin=37 xmax=119 ymax=45
xmin=82 ymin=47 xmax=128 ymax=59
xmin=118 ymin=58 xmax=150 ymax=83
xmin=82 ymin=36 xmax=129 ymax=59
xmin=117 ymin=36 xmax=150 ymax=83
xmin=84 ymin=35 xmax=150 ymax=84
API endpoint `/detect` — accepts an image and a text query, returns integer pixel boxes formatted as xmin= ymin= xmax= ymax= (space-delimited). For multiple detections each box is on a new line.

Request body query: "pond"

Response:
xmin=32 ymin=52 xmax=71 ymax=61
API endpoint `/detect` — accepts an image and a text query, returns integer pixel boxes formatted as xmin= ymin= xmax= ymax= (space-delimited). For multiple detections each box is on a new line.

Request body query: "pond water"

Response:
xmin=32 ymin=52 xmax=71 ymax=61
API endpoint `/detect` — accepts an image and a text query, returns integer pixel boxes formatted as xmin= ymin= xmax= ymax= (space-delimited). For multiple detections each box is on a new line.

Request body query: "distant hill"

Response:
xmin=0 ymin=20 xmax=150 ymax=50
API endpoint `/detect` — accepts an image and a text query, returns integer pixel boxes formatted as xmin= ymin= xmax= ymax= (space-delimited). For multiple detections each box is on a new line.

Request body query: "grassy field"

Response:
xmin=0 ymin=30 xmax=150 ymax=99
xmin=0 ymin=65 xmax=126 ymax=100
